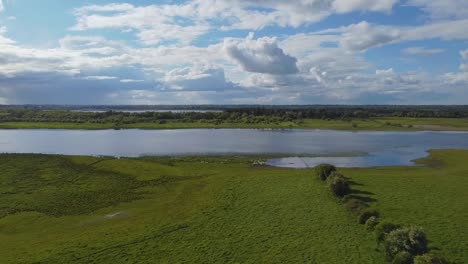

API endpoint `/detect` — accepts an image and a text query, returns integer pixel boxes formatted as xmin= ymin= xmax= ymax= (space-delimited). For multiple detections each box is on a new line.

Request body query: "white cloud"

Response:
xmin=224 ymin=33 xmax=299 ymax=75
xmin=163 ymin=66 xmax=234 ymax=91
xmin=332 ymin=0 xmax=397 ymax=13
xmin=71 ymin=3 xmax=207 ymax=46
xmin=404 ymin=19 xmax=468 ymax=41
xmin=318 ymin=21 xmax=401 ymax=52
xmin=120 ymin=79 xmax=144 ymax=83
xmin=339 ymin=21 xmax=401 ymax=52
xmin=83 ymin=76 xmax=117 ymax=81
xmin=403 ymin=47 xmax=445 ymax=55
xmin=1 ymin=1 xmax=468 ymax=105
xmin=70 ymin=1 xmax=400 ymax=46
xmin=376 ymin=68 xmax=394 ymax=75
xmin=0 ymin=0 xmax=4 ymax=13
xmin=408 ymin=0 xmax=468 ymax=20
xmin=461 ymin=50 xmax=468 ymax=60
xmin=316 ymin=19 xmax=468 ymax=52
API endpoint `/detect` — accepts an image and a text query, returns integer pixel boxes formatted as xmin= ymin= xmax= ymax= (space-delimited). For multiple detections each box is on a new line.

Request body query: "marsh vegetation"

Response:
xmin=1 ymin=150 xmax=467 ymax=263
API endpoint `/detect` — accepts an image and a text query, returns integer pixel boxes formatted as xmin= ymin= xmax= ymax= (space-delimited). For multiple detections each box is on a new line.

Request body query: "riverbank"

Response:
xmin=1 ymin=150 xmax=467 ymax=263
xmin=0 ymin=117 xmax=467 ymax=131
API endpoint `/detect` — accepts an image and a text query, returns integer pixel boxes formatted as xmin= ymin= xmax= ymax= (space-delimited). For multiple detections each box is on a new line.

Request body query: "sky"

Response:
xmin=0 ymin=0 xmax=467 ymax=105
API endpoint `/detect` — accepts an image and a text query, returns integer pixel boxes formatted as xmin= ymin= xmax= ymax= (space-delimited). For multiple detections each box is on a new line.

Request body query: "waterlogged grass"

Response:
xmin=1 ymin=150 xmax=467 ymax=263
xmin=0 ymin=117 xmax=467 ymax=130
xmin=342 ymin=149 xmax=468 ymax=263
xmin=0 ymin=154 xmax=381 ymax=263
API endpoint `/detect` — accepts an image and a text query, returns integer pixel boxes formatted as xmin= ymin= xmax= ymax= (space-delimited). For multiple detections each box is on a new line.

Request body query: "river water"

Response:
xmin=1 ymin=129 xmax=468 ymax=168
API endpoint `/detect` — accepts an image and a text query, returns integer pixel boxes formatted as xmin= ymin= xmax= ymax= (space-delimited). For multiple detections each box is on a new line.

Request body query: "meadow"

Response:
xmin=1 ymin=117 xmax=468 ymax=131
xmin=0 ymin=150 xmax=467 ymax=263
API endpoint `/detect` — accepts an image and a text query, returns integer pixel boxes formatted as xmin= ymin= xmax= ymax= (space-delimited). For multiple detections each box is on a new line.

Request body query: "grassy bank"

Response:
xmin=1 ymin=150 xmax=467 ymax=263
xmin=0 ymin=117 xmax=467 ymax=130
xmin=1 ymin=154 xmax=380 ymax=263
xmin=342 ymin=150 xmax=468 ymax=263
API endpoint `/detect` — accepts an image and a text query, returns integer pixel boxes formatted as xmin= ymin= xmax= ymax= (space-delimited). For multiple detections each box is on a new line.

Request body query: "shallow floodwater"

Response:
xmin=1 ymin=129 xmax=468 ymax=168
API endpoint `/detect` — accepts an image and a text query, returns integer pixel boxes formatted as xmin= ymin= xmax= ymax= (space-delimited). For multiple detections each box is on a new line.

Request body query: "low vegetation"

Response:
xmin=1 ymin=149 xmax=466 ymax=263
xmin=0 ymin=154 xmax=381 ymax=263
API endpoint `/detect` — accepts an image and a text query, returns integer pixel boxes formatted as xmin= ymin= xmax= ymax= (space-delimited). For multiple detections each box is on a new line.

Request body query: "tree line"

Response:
xmin=1 ymin=105 xmax=467 ymax=124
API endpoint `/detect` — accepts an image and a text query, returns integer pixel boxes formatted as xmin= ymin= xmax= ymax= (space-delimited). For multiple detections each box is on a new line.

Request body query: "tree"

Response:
xmin=365 ymin=216 xmax=379 ymax=231
xmin=375 ymin=221 xmax=401 ymax=243
xmin=314 ymin=163 xmax=336 ymax=181
xmin=327 ymin=172 xmax=350 ymax=197
xmin=384 ymin=226 xmax=428 ymax=261
xmin=358 ymin=209 xmax=379 ymax=224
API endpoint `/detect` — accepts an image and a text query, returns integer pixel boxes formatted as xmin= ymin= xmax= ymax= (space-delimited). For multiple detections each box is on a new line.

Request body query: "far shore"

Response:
xmin=0 ymin=117 xmax=467 ymax=131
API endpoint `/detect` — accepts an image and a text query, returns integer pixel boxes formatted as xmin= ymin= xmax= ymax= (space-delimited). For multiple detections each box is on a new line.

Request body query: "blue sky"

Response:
xmin=0 ymin=0 xmax=467 ymax=104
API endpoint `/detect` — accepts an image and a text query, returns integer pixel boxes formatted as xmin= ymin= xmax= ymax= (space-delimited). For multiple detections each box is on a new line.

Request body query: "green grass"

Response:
xmin=0 ymin=117 xmax=467 ymax=130
xmin=342 ymin=149 xmax=468 ymax=263
xmin=0 ymin=155 xmax=380 ymax=263
xmin=1 ymin=150 xmax=467 ymax=263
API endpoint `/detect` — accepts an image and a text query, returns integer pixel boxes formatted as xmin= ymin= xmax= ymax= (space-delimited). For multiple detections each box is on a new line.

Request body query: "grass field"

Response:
xmin=0 ymin=117 xmax=467 ymax=131
xmin=342 ymin=150 xmax=468 ymax=263
xmin=0 ymin=150 xmax=467 ymax=263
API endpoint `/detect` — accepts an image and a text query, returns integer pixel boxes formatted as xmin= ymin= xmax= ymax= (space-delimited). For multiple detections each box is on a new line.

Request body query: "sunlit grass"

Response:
xmin=0 ymin=154 xmax=380 ymax=263
xmin=1 ymin=150 xmax=467 ymax=263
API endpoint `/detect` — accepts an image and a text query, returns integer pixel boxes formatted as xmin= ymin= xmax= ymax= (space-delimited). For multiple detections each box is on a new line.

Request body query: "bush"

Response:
xmin=327 ymin=173 xmax=350 ymax=197
xmin=365 ymin=216 xmax=379 ymax=231
xmin=314 ymin=163 xmax=336 ymax=181
xmin=392 ymin=251 xmax=413 ymax=264
xmin=384 ymin=226 xmax=428 ymax=260
xmin=358 ymin=209 xmax=379 ymax=224
xmin=413 ymin=254 xmax=450 ymax=264
xmin=375 ymin=221 xmax=401 ymax=243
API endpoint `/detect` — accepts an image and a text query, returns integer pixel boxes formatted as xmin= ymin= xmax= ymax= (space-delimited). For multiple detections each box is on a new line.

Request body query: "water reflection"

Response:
xmin=1 ymin=129 xmax=467 ymax=168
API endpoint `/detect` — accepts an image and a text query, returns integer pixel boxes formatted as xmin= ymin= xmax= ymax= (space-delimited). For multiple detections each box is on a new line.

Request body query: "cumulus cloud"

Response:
xmin=2 ymin=1 xmax=468 ymax=105
xmin=163 ymin=66 xmax=234 ymax=91
xmin=0 ymin=0 xmax=4 ymax=13
xmin=403 ymin=47 xmax=445 ymax=55
xmin=224 ymin=33 xmax=299 ymax=75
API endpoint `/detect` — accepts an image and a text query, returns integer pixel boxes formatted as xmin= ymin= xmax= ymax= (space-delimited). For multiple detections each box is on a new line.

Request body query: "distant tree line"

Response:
xmin=0 ymin=105 xmax=467 ymax=124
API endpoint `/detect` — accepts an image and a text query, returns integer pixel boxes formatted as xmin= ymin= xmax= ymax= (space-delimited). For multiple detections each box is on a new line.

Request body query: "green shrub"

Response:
xmin=384 ymin=226 xmax=428 ymax=260
xmin=413 ymin=254 xmax=450 ymax=264
xmin=358 ymin=209 xmax=379 ymax=224
xmin=365 ymin=216 xmax=379 ymax=231
xmin=314 ymin=163 xmax=336 ymax=181
xmin=327 ymin=173 xmax=350 ymax=197
xmin=375 ymin=221 xmax=401 ymax=243
xmin=392 ymin=251 xmax=413 ymax=264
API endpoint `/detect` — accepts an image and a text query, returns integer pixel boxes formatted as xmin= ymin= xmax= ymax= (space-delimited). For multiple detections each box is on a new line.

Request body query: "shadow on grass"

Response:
xmin=347 ymin=180 xmax=365 ymax=186
xmin=346 ymin=194 xmax=377 ymax=203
